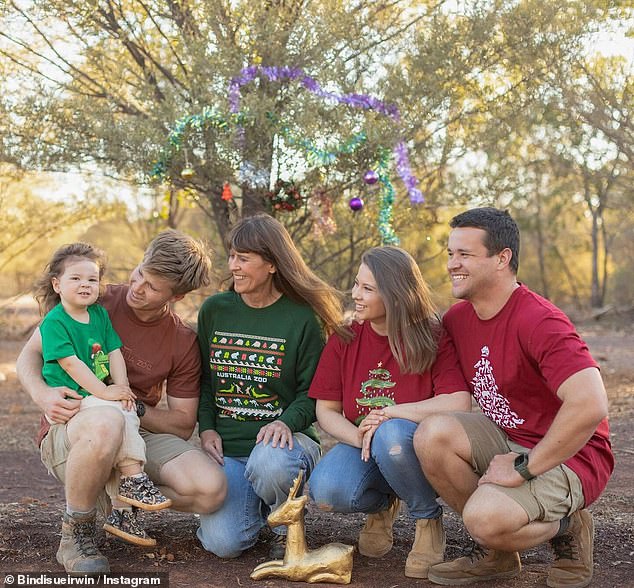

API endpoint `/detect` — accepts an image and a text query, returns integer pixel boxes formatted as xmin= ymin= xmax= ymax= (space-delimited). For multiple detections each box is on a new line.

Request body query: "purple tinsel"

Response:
xmin=228 ymin=65 xmax=423 ymax=203
xmin=229 ymin=65 xmax=400 ymax=122
xmin=394 ymin=140 xmax=425 ymax=204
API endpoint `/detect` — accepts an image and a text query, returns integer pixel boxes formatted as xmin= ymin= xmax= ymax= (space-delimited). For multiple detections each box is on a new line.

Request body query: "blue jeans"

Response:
xmin=309 ymin=419 xmax=441 ymax=519
xmin=197 ymin=432 xmax=321 ymax=558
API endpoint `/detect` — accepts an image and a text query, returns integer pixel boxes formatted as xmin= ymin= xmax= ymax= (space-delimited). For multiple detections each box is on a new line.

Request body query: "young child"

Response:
xmin=35 ymin=242 xmax=171 ymax=546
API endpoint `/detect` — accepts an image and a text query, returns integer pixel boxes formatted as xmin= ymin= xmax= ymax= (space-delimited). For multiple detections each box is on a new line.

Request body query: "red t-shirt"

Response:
xmin=309 ymin=320 xmax=467 ymax=423
xmin=443 ymin=284 xmax=614 ymax=506
xmin=36 ymin=284 xmax=201 ymax=446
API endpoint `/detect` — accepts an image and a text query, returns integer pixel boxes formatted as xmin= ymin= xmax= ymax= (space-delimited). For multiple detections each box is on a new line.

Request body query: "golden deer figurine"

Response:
xmin=250 ymin=471 xmax=354 ymax=584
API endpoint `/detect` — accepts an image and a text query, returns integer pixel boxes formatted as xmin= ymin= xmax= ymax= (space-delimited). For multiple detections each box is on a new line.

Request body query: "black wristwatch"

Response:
xmin=136 ymin=400 xmax=146 ymax=418
xmin=514 ymin=452 xmax=536 ymax=481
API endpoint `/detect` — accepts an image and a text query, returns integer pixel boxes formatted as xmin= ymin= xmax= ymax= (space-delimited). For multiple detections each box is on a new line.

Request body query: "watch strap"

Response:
xmin=514 ymin=453 xmax=536 ymax=481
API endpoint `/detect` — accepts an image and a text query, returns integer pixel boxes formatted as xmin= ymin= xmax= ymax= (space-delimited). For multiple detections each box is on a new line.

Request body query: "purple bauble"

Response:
xmin=349 ymin=197 xmax=364 ymax=211
xmin=363 ymin=169 xmax=379 ymax=185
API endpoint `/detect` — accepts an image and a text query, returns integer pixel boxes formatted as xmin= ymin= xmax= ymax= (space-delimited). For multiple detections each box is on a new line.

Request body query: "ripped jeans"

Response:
xmin=309 ymin=418 xmax=441 ymax=519
xmin=197 ymin=432 xmax=321 ymax=558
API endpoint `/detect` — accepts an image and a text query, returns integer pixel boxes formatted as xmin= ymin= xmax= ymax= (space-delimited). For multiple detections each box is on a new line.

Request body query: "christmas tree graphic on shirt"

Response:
xmin=471 ymin=346 xmax=524 ymax=429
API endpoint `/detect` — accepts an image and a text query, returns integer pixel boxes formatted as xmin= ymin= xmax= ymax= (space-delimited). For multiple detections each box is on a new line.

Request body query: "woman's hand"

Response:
xmin=361 ymin=425 xmax=379 ymax=461
xmin=359 ymin=408 xmax=392 ymax=460
xmin=256 ymin=420 xmax=294 ymax=449
xmin=358 ymin=408 xmax=390 ymax=434
xmin=200 ymin=429 xmax=224 ymax=465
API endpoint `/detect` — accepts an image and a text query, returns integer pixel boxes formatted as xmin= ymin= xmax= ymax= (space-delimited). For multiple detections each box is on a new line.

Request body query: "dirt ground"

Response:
xmin=0 ymin=300 xmax=632 ymax=588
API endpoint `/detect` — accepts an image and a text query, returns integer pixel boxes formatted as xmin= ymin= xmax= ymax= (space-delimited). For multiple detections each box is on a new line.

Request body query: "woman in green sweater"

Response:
xmin=197 ymin=214 xmax=347 ymax=559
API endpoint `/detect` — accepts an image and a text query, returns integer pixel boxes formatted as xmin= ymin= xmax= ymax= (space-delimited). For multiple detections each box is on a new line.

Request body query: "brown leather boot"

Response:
xmin=56 ymin=510 xmax=110 ymax=575
xmin=404 ymin=517 xmax=446 ymax=578
xmin=427 ymin=543 xmax=520 ymax=585
xmin=547 ymin=509 xmax=594 ymax=588
xmin=357 ymin=496 xmax=400 ymax=557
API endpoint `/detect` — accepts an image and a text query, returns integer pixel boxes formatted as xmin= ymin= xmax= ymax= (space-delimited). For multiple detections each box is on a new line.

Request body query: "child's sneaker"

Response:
xmin=117 ymin=473 xmax=172 ymax=511
xmin=103 ymin=508 xmax=156 ymax=547
xmin=268 ymin=532 xmax=287 ymax=560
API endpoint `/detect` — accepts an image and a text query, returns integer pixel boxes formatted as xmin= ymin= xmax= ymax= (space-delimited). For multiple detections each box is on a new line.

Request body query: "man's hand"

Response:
xmin=43 ymin=387 xmax=82 ymax=424
xmin=256 ymin=420 xmax=294 ymax=449
xmin=478 ymin=452 xmax=525 ymax=488
xmin=200 ymin=429 xmax=224 ymax=465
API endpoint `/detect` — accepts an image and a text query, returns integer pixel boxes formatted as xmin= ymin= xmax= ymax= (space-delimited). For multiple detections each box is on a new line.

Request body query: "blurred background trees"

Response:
xmin=1 ymin=0 xmax=632 ymax=312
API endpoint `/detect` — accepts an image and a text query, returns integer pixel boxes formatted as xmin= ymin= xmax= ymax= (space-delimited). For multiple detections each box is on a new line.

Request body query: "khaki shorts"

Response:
xmin=40 ymin=422 xmax=198 ymax=513
xmin=454 ymin=412 xmax=585 ymax=522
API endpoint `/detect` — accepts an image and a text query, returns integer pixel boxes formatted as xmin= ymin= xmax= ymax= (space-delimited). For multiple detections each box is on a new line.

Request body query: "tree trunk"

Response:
xmin=535 ymin=188 xmax=550 ymax=299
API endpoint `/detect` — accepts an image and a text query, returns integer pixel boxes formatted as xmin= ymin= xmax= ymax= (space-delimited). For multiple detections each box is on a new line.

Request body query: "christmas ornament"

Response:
xmin=222 ymin=182 xmax=234 ymax=201
xmin=266 ymin=180 xmax=303 ymax=211
xmin=363 ymin=169 xmax=379 ymax=185
xmin=181 ymin=166 xmax=195 ymax=180
xmin=308 ymin=188 xmax=337 ymax=238
xmin=349 ymin=197 xmax=364 ymax=211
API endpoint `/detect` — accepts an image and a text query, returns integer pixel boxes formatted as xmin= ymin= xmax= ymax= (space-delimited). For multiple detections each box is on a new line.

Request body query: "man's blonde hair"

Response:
xmin=142 ymin=229 xmax=212 ymax=295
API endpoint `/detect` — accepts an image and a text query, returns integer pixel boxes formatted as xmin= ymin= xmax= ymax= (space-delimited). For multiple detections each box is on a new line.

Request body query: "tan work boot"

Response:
xmin=404 ymin=516 xmax=446 ymax=578
xmin=427 ymin=543 xmax=520 ymax=585
xmin=547 ymin=509 xmax=594 ymax=588
xmin=357 ymin=496 xmax=400 ymax=557
xmin=56 ymin=510 xmax=110 ymax=575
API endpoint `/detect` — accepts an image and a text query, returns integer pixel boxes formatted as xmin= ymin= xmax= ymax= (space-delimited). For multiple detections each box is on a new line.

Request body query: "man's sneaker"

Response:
xmin=117 ymin=473 xmax=172 ymax=511
xmin=547 ymin=509 xmax=594 ymax=588
xmin=103 ymin=508 xmax=156 ymax=547
xmin=427 ymin=543 xmax=521 ymax=585
xmin=268 ymin=533 xmax=286 ymax=560
xmin=358 ymin=496 xmax=400 ymax=557
xmin=56 ymin=510 xmax=110 ymax=576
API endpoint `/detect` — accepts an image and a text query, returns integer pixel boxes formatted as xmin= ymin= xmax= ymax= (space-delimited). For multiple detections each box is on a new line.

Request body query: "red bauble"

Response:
xmin=222 ymin=182 xmax=234 ymax=201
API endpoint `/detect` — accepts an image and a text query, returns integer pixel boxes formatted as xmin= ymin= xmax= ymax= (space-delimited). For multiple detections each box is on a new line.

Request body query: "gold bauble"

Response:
xmin=181 ymin=166 xmax=195 ymax=180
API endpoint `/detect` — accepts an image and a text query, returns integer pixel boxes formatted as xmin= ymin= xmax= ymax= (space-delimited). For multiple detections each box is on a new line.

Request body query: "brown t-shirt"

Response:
xmin=36 ymin=283 xmax=201 ymax=446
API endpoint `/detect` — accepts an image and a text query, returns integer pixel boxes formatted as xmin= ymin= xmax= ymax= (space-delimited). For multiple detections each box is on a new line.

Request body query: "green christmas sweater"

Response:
xmin=197 ymin=291 xmax=324 ymax=457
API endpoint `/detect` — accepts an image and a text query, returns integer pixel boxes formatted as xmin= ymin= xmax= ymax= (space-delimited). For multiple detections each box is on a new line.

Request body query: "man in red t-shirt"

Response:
xmin=414 ymin=208 xmax=613 ymax=588
xmin=17 ymin=230 xmax=227 ymax=575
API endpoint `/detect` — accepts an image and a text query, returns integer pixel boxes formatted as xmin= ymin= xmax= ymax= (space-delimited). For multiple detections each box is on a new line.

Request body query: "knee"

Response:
xmin=197 ymin=471 xmax=228 ymax=514
xmin=372 ymin=418 xmax=402 ymax=447
xmin=371 ymin=419 xmax=408 ymax=460
xmin=307 ymin=471 xmax=335 ymax=509
xmin=186 ymin=461 xmax=227 ymax=514
xmin=78 ymin=409 xmax=125 ymax=458
xmin=246 ymin=443 xmax=291 ymax=483
xmin=197 ymin=523 xmax=242 ymax=559
xmin=413 ymin=414 xmax=459 ymax=465
xmin=462 ymin=499 xmax=508 ymax=548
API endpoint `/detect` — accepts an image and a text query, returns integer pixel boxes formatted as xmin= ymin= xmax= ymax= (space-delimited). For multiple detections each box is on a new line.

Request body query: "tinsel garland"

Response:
xmin=229 ymin=65 xmax=423 ymax=204
xmin=150 ymin=107 xmax=238 ymax=181
xmin=149 ymin=65 xmax=423 ymax=245
xmin=375 ymin=149 xmax=400 ymax=246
